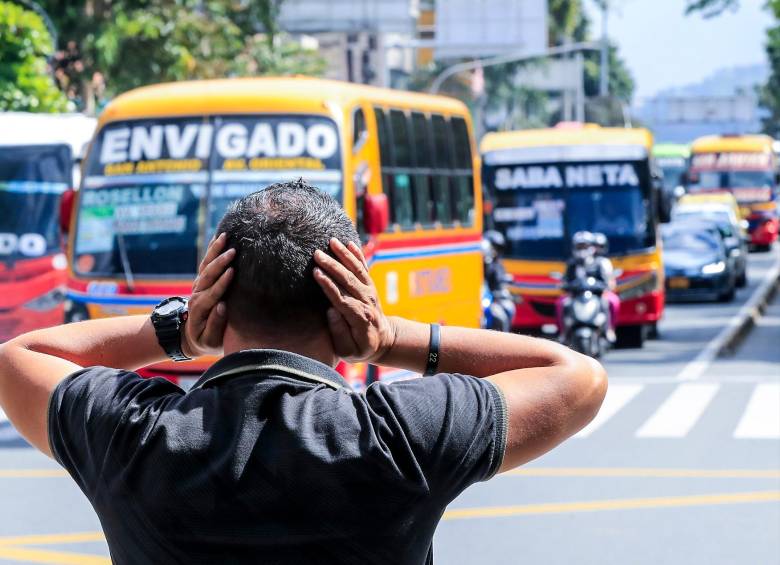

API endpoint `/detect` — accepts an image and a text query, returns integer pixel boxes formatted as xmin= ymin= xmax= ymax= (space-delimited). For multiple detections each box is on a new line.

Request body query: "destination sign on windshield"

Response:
xmin=690 ymin=152 xmax=772 ymax=171
xmin=86 ymin=116 xmax=341 ymax=178
xmin=488 ymin=162 xmax=640 ymax=191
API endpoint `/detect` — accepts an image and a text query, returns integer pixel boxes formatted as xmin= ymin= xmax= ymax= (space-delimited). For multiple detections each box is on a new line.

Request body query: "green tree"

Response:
xmin=761 ymin=0 xmax=780 ymax=137
xmin=684 ymin=0 xmax=740 ymax=18
xmin=0 ymin=1 xmax=70 ymax=112
xmin=37 ymin=0 xmax=323 ymax=111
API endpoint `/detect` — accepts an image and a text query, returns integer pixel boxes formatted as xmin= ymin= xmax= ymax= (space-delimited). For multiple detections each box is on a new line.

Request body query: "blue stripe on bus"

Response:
xmin=69 ymin=244 xmax=483 ymax=306
xmin=0 ymin=181 xmax=69 ymax=194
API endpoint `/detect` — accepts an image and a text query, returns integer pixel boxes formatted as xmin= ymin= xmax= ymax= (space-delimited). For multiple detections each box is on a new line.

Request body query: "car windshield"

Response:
xmin=673 ymin=208 xmax=731 ymax=225
xmin=74 ymin=115 xmax=342 ymax=278
xmin=0 ymin=144 xmax=71 ymax=263
xmin=486 ymin=159 xmax=654 ymax=260
xmin=662 ymin=229 xmax=720 ymax=253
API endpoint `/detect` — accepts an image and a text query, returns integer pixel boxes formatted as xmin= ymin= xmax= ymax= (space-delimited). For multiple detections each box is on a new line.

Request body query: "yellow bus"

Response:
xmin=480 ymin=123 xmax=666 ymax=348
xmin=62 ymin=77 xmax=484 ymax=388
xmin=689 ymin=134 xmax=779 ymax=250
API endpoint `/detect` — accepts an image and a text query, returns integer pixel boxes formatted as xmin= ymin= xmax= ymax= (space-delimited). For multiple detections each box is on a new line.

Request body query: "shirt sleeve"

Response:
xmin=48 ymin=366 xmax=180 ymax=497
xmin=363 ymin=373 xmax=507 ymax=502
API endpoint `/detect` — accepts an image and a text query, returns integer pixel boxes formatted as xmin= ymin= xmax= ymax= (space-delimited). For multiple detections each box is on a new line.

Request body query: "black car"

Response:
xmin=662 ymin=221 xmax=738 ymax=302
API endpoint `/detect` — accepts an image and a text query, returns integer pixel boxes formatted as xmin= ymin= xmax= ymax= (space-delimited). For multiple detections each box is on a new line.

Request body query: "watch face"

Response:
xmin=157 ymin=298 xmax=185 ymax=316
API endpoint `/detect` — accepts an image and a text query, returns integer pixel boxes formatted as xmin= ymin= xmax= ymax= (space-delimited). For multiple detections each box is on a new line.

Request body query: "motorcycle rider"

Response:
xmin=482 ymin=230 xmax=516 ymax=332
xmin=556 ymin=231 xmax=616 ymax=344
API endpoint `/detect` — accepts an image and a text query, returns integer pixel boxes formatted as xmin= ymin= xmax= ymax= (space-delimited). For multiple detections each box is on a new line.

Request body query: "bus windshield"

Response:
xmin=689 ymin=169 xmax=774 ymax=203
xmin=0 ymin=145 xmax=71 ymax=263
xmin=74 ymin=115 xmax=342 ymax=278
xmin=486 ymin=159 xmax=654 ymax=260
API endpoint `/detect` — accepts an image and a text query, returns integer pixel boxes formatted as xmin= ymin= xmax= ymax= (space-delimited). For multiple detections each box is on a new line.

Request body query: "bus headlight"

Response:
xmin=24 ymin=287 xmax=66 ymax=312
xmin=701 ymin=261 xmax=725 ymax=275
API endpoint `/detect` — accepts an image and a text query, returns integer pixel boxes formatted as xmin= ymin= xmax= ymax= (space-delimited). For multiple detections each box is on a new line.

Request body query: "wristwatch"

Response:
xmin=151 ymin=297 xmax=191 ymax=362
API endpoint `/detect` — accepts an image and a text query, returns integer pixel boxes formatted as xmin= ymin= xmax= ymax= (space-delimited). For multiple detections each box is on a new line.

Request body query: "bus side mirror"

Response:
xmin=364 ymin=193 xmax=389 ymax=235
xmin=59 ymin=188 xmax=75 ymax=235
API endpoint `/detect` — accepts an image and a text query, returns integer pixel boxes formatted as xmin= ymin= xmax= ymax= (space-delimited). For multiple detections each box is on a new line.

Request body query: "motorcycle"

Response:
xmin=560 ymin=276 xmax=610 ymax=358
xmin=482 ymin=279 xmax=516 ymax=333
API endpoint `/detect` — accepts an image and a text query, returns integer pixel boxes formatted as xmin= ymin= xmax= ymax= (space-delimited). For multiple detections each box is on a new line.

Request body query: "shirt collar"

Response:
xmin=191 ymin=349 xmax=350 ymax=391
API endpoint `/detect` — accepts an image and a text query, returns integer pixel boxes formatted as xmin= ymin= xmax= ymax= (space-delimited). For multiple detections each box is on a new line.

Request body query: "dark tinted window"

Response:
xmin=451 ymin=117 xmax=472 ymax=169
xmin=392 ymin=173 xmax=414 ymax=228
xmin=353 ymin=108 xmax=366 ymax=147
xmin=432 ymin=115 xmax=453 ymax=169
xmin=374 ymin=108 xmax=391 ymax=167
xmin=411 ymin=112 xmax=433 ymax=168
xmin=389 ymin=110 xmax=412 ymax=168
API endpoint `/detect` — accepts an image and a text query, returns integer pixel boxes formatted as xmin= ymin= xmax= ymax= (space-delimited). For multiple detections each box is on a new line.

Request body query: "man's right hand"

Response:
xmin=182 ymin=233 xmax=235 ymax=358
xmin=313 ymin=238 xmax=396 ymax=364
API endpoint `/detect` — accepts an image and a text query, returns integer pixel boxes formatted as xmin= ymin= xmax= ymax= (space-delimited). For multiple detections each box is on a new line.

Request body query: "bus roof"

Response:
xmin=653 ymin=143 xmax=690 ymax=158
xmin=480 ymin=124 xmax=653 ymax=164
xmin=0 ymin=112 xmax=96 ymax=157
xmin=480 ymin=124 xmax=654 ymax=154
xmin=691 ymin=134 xmax=775 ymax=154
xmin=98 ymin=77 xmax=469 ymax=126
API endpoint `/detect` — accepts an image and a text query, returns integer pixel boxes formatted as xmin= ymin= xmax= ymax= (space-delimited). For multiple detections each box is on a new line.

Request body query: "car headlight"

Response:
xmin=701 ymin=261 xmax=726 ymax=275
xmin=573 ymin=299 xmax=599 ymax=320
xmin=24 ymin=287 xmax=66 ymax=312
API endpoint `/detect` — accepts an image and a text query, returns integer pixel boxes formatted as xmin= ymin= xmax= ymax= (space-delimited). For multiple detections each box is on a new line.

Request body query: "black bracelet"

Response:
xmin=424 ymin=323 xmax=441 ymax=377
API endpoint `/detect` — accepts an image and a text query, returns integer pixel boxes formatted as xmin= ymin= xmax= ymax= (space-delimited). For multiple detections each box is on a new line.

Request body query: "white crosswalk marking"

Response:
xmin=734 ymin=383 xmax=780 ymax=439
xmin=636 ymin=383 xmax=720 ymax=438
xmin=575 ymin=384 xmax=643 ymax=438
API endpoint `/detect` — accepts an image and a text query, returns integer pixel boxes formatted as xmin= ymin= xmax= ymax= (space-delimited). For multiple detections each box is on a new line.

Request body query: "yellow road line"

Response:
xmin=443 ymin=490 xmax=780 ymax=521
xmin=0 ymin=470 xmax=68 ymax=479
xmin=0 ymin=532 xmax=104 ymax=547
xmin=504 ymin=467 xmax=780 ymax=479
xmin=0 ymin=546 xmax=109 ymax=564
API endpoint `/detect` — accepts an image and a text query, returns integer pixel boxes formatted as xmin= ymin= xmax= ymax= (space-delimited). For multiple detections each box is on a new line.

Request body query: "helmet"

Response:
xmin=571 ymin=231 xmax=596 ymax=259
xmin=572 ymin=231 xmax=595 ymax=250
xmin=593 ymin=232 xmax=609 ymax=255
xmin=484 ymin=230 xmax=506 ymax=254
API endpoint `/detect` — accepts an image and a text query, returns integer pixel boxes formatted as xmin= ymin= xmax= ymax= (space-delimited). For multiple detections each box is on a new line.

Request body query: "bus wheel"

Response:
xmin=617 ymin=325 xmax=645 ymax=348
xmin=647 ymin=322 xmax=659 ymax=340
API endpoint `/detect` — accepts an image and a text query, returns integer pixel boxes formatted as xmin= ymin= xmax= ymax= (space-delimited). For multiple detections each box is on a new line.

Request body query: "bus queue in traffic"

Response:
xmin=1 ymin=78 xmax=778 ymax=379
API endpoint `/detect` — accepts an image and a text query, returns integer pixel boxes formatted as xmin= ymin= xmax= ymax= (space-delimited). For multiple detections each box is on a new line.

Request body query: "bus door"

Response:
xmin=0 ymin=144 xmax=71 ymax=341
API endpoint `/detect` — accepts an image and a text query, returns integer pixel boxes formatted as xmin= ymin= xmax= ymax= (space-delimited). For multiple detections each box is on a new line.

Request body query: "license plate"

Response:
xmin=669 ymin=277 xmax=690 ymax=289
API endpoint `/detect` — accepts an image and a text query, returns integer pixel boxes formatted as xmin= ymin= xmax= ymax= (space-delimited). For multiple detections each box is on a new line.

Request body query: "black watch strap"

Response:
xmin=151 ymin=297 xmax=191 ymax=362
xmin=423 ymin=323 xmax=441 ymax=377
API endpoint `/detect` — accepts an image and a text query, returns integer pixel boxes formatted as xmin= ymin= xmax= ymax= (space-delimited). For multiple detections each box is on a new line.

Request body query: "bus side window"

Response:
xmin=388 ymin=109 xmax=414 ymax=229
xmin=410 ymin=111 xmax=433 ymax=225
xmin=353 ymin=107 xmax=367 ymax=151
xmin=451 ymin=116 xmax=475 ymax=225
xmin=353 ymin=107 xmax=367 ymax=238
xmin=374 ymin=107 xmax=394 ymax=223
xmin=431 ymin=114 xmax=454 ymax=225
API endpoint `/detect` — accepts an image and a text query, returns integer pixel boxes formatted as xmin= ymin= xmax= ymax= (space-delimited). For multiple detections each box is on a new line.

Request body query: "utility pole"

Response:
xmin=599 ymin=0 xmax=609 ymax=97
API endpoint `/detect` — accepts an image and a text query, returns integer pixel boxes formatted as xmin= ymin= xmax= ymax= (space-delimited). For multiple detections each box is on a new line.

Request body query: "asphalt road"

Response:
xmin=0 ymin=248 xmax=777 ymax=564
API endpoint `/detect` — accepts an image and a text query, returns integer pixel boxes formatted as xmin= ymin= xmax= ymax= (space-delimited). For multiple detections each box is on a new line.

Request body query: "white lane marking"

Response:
xmin=677 ymin=257 xmax=780 ymax=381
xmin=636 ymin=383 xmax=720 ymax=438
xmin=734 ymin=383 xmax=780 ymax=439
xmin=575 ymin=384 xmax=643 ymax=438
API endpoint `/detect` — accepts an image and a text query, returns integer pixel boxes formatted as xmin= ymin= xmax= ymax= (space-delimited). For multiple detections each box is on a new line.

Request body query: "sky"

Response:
xmin=583 ymin=0 xmax=773 ymax=101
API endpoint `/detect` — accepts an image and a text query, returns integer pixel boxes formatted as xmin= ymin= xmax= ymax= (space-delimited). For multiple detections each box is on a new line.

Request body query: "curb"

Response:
xmin=676 ymin=251 xmax=780 ymax=381
xmin=717 ymin=255 xmax=780 ymax=357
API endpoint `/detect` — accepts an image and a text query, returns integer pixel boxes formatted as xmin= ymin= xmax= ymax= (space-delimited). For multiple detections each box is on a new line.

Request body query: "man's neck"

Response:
xmin=222 ymin=326 xmax=338 ymax=368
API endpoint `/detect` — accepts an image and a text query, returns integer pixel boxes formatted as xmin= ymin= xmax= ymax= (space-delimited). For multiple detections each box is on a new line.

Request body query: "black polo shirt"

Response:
xmin=48 ymin=349 xmax=507 ymax=564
